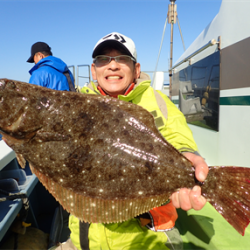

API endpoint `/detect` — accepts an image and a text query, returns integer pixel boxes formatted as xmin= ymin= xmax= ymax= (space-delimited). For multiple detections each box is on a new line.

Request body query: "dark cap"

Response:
xmin=27 ymin=42 xmax=52 ymax=63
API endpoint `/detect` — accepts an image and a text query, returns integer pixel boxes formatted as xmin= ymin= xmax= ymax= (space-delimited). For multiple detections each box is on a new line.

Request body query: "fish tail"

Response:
xmin=202 ymin=166 xmax=250 ymax=235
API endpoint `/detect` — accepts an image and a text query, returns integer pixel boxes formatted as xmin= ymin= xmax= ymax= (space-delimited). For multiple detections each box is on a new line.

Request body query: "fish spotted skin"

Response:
xmin=0 ymin=78 xmax=250 ymax=235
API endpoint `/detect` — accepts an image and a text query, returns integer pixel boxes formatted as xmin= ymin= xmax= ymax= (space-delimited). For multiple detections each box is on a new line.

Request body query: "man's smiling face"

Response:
xmin=91 ymin=48 xmax=141 ymax=96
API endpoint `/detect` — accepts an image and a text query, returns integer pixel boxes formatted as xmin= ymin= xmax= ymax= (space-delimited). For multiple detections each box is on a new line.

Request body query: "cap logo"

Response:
xmin=103 ymin=33 xmax=126 ymax=44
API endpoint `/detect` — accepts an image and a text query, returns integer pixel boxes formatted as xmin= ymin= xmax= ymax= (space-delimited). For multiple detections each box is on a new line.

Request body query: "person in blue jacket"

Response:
xmin=27 ymin=42 xmax=75 ymax=91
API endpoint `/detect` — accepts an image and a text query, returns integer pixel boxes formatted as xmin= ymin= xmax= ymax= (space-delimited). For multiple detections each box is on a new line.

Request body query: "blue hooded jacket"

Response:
xmin=29 ymin=55 xmax=74 ymax=91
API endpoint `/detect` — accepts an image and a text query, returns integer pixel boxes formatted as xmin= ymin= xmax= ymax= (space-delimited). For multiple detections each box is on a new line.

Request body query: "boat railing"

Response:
xmin=68 ymin=64 xmax=91 ymax=92
xmin=76 ymin=65 xmax=91 ymax=91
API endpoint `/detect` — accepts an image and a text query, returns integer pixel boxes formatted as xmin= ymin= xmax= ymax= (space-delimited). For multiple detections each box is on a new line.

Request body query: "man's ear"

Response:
xmin=135 ymin=63 xmax=141 ymax=79
xmin=91 ymin=63 xmax=97 ymax=80
xmin=39 ymin=52 xmax=45 ymax=59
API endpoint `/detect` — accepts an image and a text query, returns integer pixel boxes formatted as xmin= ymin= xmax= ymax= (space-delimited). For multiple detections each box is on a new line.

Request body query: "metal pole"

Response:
xmin=169 ymin=19 xmax=174 ymax=99
xmin=168 ymin=0 xmax=176 ymax=99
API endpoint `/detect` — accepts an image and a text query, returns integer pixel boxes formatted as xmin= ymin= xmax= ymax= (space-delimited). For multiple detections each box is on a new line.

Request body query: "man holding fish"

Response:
xmin=57 ymin=32 xmax=208 ymax=250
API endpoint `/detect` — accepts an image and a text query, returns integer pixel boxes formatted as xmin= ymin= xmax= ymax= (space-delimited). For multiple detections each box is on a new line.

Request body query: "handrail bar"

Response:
xmin=67 ymin=65 xmax=75 ymax=80
xmin=77 ymin=64 xmax=91 ymax=89
xmin=169 ymin=39 xmax=218 ymax=71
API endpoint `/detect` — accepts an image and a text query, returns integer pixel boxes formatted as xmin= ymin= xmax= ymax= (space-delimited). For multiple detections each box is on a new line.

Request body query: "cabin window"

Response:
xmin=173 ymin=51 xmax=220 ymax=131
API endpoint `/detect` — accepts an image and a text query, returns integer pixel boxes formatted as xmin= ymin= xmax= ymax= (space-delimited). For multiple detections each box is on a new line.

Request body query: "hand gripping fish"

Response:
xmin=0 ymin=79 xmax=250 ymax=235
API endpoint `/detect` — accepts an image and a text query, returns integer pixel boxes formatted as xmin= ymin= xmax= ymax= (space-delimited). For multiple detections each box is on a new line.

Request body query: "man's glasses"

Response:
xmin=93 ymin=55 xmax=136 ymax=67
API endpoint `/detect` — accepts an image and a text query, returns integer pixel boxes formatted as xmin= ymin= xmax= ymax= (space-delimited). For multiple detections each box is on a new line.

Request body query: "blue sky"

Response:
xmin=1 ymin=0 xmax=222 ymax=85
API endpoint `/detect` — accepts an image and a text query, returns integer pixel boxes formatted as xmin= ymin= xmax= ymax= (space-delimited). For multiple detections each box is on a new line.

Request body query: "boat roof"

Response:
xmin=175 ymin=0 xmax=250 ymax=65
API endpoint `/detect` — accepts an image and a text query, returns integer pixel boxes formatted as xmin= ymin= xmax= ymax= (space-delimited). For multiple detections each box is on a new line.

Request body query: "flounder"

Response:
xmin=0 ymin=78 xmax=250 ymax=235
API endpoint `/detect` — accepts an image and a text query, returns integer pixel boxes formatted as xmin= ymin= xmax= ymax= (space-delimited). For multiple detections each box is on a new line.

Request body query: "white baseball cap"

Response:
xmin=92 ymin=32 xmax=137 ymax=61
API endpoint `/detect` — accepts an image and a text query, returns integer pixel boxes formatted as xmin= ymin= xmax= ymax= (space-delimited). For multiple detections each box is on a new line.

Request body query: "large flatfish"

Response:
xmin=0 ymin=78 xmax=250 ymax=235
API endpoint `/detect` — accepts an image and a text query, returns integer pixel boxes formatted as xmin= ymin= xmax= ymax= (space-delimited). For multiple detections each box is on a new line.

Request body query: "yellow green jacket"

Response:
xmin=69 ymin=72 xmax=198 ymax=250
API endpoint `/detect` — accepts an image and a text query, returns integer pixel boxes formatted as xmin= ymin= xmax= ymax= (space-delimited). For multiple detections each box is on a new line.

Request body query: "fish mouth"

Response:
xmin=6 ymin=113 xmax=25 ymax=132
xmin=0 ymin=129 xmax=35 ymax=149
xmin=0 ymin=124 xmax=38 ymax=140
xmin=0 ymin=108 xmax=42 ymax=140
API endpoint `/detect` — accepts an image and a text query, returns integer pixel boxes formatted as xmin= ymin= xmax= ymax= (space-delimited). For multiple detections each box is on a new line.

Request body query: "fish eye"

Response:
xmin=6 ymin=81 xmax=16 ymax=89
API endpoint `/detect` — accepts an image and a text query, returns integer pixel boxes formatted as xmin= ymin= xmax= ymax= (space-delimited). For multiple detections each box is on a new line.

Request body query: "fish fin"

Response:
xmin=203 ymin=166 xmax=250 ymax=235
xmin=16 ymin=153 xmax=26 ymax=169
xmin=30 ymin=166 xmax=168 ymax=223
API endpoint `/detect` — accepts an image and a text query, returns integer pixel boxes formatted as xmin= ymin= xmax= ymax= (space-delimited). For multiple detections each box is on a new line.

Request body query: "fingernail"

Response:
xmin=193 ymin=186 xmax=200 ymax=192
xmin=198 ymin=172 xmax=206 ymax=182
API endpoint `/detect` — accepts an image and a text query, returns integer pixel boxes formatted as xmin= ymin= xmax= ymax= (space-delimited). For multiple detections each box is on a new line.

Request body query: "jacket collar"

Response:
xmin=87 ymin=72 xmax=151 ymax=101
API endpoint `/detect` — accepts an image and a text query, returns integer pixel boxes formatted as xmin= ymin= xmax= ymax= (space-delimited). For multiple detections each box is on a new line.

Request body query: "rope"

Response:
xmin=177 ymin=16 xmax=186 ymax=51
xmin=152 ymin=6 xmax=186 ymax=90
xmin=0 ymin=188 xmax=27 ymax=202
xmin=152 ymin=16 xmax=168 ymax=89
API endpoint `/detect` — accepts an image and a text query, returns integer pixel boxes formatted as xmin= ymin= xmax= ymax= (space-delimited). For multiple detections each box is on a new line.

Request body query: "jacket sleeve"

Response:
xmin=157 ymin=91 xmax=198 ymax=153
